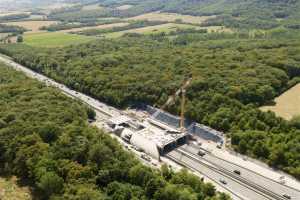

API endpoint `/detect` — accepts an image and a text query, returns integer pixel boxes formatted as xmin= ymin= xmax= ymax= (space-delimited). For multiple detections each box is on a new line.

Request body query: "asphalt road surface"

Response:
xmin=181 ymin=144 xmax=300 ymax=200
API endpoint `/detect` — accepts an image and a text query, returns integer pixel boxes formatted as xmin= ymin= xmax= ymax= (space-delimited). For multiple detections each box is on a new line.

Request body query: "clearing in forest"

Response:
xmin=0 ymin=177 xmax=32 ymax=200
xmin=4 ymin=20 xmax=57 ymax=33
xmin=60 ymin=22 xmax=130 ymax=33
xmin=260 ymin=83 xmax=300 ymax=120
xmin=116 ymin=5 xmax=133 ymax=10
xmin=127 ymin=12 xmax=216 ymax=25
xmin=24 ymin=32 xmax=95 ymax=47
xmin=105 ymin=23 xmax=199 ymax=38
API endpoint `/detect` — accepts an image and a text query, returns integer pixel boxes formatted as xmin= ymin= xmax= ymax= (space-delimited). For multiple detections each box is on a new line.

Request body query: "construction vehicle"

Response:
xmin=152 ymin=76 xmax=192 ymax=131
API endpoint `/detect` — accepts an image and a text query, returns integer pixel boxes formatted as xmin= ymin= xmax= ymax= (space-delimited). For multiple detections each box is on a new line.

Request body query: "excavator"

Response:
xmin=152 ymin=75 xmax=192 ymax=131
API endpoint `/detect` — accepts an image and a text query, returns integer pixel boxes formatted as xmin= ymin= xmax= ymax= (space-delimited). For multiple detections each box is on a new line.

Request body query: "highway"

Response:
xmin=1 ymin=54 xmax=300 ymax=200
xmin=181 ymin=144 xmax=300 ymax=199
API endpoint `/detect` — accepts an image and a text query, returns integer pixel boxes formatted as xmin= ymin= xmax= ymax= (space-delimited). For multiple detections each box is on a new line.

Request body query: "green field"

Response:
xmin=105 ymin=23 xmax=200 ymax=38
xmin=24 ymin=32 xmax=95 ymax=47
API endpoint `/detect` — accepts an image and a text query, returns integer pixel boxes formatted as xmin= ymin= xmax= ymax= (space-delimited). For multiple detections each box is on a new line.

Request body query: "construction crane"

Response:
xmin=152 ymin=76 xmax=192 ymax=130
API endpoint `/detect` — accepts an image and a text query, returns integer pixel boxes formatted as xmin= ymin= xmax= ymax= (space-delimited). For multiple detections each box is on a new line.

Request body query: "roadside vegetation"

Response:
xmin=1 ymin=31 xmax=300 ymax=178
xmin=0 ymin=63 xmax=230 ymax=200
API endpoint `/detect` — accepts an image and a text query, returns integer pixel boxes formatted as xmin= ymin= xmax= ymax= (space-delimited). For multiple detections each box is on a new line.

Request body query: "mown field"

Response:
xmin=128 ymin=12 xmax=216 ymax=24
xmin=23 ymin=32 xmax=95 ymax=47
xmin=260 ymin=83 xmax=300 ymax=120
xmin=0 ymin=177 xmax=32 ymax=200
xmin=4 ymin=20 xmax=57 ymax=33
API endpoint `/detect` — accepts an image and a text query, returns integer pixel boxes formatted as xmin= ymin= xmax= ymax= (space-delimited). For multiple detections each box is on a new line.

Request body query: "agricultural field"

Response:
xmin=127 ymin=12 xmax=216 ymax=25
xmin=116 ymin=5 xmax=133 ymax=10
xmin=260 ymin=83 xmax=300 ymax=120
xmin=105 ymin=23 xmax=200 ymax=38
xmin=23 ymin=32 xmax=95 ymax=47
xmin=0 ymin=177 xmax=32 ymax=200
xmin=60 ymin=22 xmax=130 ymax=33
xmin=0 ymin=33 xmax=9 ymax=40
xmin=4 ymin=20 xmax=57 ymax=33
xmin=81 ymin=4 xmax=104 ymax=11
xmin=0 ymin=11 xmax=30 ymax=17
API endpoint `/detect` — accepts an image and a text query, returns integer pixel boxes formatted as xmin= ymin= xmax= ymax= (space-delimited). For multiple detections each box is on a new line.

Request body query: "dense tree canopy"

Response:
xmin=0 ymin=63 xmax=229 ymax=199
xmin=1 ymin=33 xmax=299 ymax=178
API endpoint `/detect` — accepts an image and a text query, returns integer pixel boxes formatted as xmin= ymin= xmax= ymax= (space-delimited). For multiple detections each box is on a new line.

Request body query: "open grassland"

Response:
xmin=105 ymin=23 xmax=199 ymax=38
xmin=0 ymin=177 xmax=32 ymax=200
xmin=116 ymin=5 xmax=133 ymax=10
xmin=127 ymin=12 xmax=216 ymax=24
xmin=60 ymin=22 xmax=130 ymax=33
xmin=4 ymin=20 xmax=57 ymax=33
xmin=81 ymin=4 xmax=104 ymax=11
xmin=104 ymin=23 xmax=226 ymax=38
xmin=260 ymin=83 xmax=300 ymax=120
xmin=24 ymin=32 xmax=95 ymax=47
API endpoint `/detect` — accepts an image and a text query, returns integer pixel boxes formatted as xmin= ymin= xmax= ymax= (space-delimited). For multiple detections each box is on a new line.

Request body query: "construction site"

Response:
xmin=105 ymin=76 xmax=224 ymax=160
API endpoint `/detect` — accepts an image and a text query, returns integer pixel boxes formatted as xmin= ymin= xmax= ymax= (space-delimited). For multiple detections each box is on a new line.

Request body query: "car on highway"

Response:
xmin=141 ymin=154 xmax=151 ymax=162
xmin=197 ymin=150 xmax=206 ymax=156
xmin=233 ymin=170 xmax=241 ymax=175
xmin=282 ymin=194 xmax=291 ymax=199
xmin=219 ymin=179 xmax=227 ymax=185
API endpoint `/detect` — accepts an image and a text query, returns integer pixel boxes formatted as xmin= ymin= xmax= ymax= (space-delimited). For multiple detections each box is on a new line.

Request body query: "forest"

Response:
xmin=0 ymin=33 xmax=300 ymax=179
xmin=0 ymin=63 xmax=229 ymax=200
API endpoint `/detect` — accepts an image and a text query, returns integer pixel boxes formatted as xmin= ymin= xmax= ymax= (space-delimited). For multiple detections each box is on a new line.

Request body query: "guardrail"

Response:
xmin=175 ymin=148 xmax=287 ymax=200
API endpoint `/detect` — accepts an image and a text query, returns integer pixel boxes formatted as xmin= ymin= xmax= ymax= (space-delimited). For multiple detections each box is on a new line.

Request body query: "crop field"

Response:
xmin=4 ymin=20 xmax=57 ymax=33
xmin=61 ymin=22 xmax=130 ymax=33
xmin=116 ymin=5 xmax=133 ymax=10
xmin=260 ymin=83 xmax=300 ymax=120
xmin=24 ymin=32 xmax=95 ymax=47
xmin=105 ymin=23 xmax=200 ymax=38
xmin=0 ymin=177 xmax=32 ymax=200
xmin=127 ymin=12 xmax=216 ymax=24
